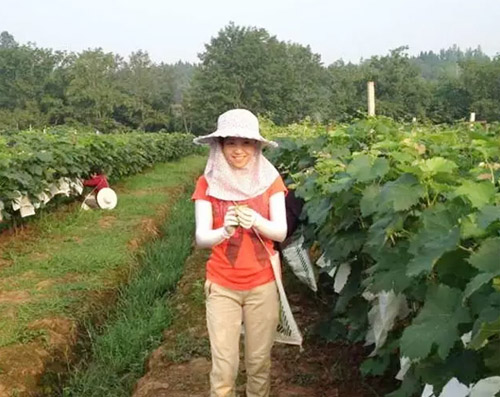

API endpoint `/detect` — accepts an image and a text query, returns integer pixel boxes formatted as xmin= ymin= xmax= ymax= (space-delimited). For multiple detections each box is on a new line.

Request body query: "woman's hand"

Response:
xmin=223 ymin=206 xmax=239 ymax=237
xmin=235 ymin=206 xmax=262 ymax=229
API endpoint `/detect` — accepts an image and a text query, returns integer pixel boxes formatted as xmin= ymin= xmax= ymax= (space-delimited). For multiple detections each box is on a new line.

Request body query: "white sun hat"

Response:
xmin=193 ymin=108 xmax=277 ymax=147
xmin=96 ymin=188 xmax=118 ymax=210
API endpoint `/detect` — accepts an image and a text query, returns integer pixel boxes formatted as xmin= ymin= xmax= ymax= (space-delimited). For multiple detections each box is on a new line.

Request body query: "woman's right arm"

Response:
xmin=195 ymin=199 xmax=229 ymax=248
xmin=83 ymin=177 xmax=97 ymax=187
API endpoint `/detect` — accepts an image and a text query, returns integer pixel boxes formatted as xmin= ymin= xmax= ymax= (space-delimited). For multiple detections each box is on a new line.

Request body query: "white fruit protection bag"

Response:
xmin=280 ymin=232 xmax=317 ymax=292
xmin=253 ymin=228 xmax=303 ymax=347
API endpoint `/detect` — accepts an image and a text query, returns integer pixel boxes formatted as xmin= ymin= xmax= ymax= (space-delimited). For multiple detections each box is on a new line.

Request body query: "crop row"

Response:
xmin=0 ymin=129 xmax=199 ymax=222
xmin=266 ymin=118 xmax=500 ymax=396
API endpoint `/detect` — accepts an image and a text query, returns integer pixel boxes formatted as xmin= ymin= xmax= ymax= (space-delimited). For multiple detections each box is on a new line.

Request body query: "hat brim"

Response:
xmin=97 ymin=188 xmax=118 ymax=210
xmin=193 ymin=128 xmax=278 ymax=148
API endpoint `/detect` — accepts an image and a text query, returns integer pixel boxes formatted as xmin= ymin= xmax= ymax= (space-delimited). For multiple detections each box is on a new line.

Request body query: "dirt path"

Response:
xmin=132 ymin=250 xmax=395 ymax=397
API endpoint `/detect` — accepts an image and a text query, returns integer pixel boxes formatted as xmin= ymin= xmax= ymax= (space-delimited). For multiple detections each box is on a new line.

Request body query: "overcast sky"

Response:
xmin=2 ymin=0 xmax=499 ymax=65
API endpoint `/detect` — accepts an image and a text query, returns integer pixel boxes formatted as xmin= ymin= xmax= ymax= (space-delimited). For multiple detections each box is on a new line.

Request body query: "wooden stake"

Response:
xmin=469 ymin=112 xmax=476 ymax=130
xmin=367 ymin=81 xmax=375 ymax=117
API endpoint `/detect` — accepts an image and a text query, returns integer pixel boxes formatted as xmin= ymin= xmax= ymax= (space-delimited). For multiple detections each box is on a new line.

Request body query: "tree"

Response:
xmin=0 ymin=39 xmax=61 ymax=129
xmin=427 ymin=77 xmax=471 ymax=123
xmin=66 ymin=49 xmax=121 ymax=130
xmin=114 ymin=50 xmax=160 ymax=130
xmin=363 ymin=47 xmax=431 ymax=120
xmin=0 ymin=31 xmax=17 ymax=49
xmin=186 ymin=23 xmax=329 ymax=133
xmin=274 ymin=42 xmax=329 ymax=123
xmin=1 ymin=28 xmax=499 ymax=132
xmin=460 ymin=57 xmax=500 ymax=121
xmin=326 ymin=60 xmax=367 ymax=121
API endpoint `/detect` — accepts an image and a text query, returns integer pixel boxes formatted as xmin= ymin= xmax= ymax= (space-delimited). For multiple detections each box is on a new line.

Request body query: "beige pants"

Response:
xmin=205 ymin=280 xmax=279 ymax=397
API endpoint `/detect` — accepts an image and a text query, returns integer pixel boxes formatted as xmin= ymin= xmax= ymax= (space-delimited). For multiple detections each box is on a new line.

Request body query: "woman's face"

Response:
xmin=222 ymin=137 xmax=257 ymax=169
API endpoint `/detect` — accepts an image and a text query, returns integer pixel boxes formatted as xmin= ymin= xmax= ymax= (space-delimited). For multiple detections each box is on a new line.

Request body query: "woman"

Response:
xmin=82 ymin=166 xmax=109 ymax=209
xmin=191 ymin=108 xmax=287 ymax=397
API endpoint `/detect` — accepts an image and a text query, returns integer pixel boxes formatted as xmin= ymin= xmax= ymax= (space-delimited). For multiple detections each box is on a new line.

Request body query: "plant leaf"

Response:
xmin=400 ymin=285 xmax=470 ymax=360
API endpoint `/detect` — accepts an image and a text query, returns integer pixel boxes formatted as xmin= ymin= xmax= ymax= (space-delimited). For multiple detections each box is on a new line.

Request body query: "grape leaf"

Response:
xmin=468 ymin=237 xmax=500 ymax=273
xmin=460 ymin=213 xmax=487 ymax=239
xmin=407 ymin=207 xmax=460 ymax=276
xmin=366 ymin=244 xmax=413 ymax=294
xmin=435 ymin=249 xmax=476 ymax=290
xmin=418 ymin=157 xmax=458 ymax=176
xmin=365 ymin=212 xmax=406 ymax=252
xmin=454 ymin=180 xmax=496 ymax=209
xmin=372 ymin=157 xmax=390 ymax=179
xmin=347 ymin=155 xmax=389 ymax=183
xmin=360 ymin=355 xmax=390 ymax=376
xmin=380 ymin=173 xmax=425 ymax=212
xmin=347 ymin=155 xmax=372 ymax=182
xmin=324 ymin=231 xmax=365 ymax=264
xmin=325 ymin=176 xmax=353 ymax=194
xmin=476 ymin=291 xmax=500 ymax=323
xmin=304 ymin=197 xmax=332 ymax=226
xmin=400 ymin=284 xmax=470 ymax=360
xmin=464 ymin=274 xmax=496 ymax=300
xmin=360 ymin=184 xmax=383 ymax=217
xmin=464 ymin=237 xmax=500 ymax=299
xmin=415 ymin=349 xmax=482 ymax=392
xmin=477 ymin=205 xmax=500 ymax=229
xmin=469 ymin=316 xmax=500 ymax=349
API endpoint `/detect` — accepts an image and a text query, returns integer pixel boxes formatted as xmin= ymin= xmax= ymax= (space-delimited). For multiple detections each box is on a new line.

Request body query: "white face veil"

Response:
xmin=203 ymin=140 xmax=280 ymax=201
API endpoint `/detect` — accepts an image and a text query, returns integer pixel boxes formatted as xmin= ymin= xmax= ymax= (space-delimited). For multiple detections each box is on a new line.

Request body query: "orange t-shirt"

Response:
xmin=191 ymin=175 xmax=287 ymax=290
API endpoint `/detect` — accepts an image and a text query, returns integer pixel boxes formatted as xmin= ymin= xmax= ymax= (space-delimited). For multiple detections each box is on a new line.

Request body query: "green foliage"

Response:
xmin=1 ymin=29 xmax=500 ymax=132
xmin=461 ymin=57 xmax=500 ymax=121
xmin=464 ymin=238 xmax=500 ymax=299
xmin=364 ymin=47 xmax=432 ymax=121
xmin=184 ymin=22 xmax=329 ymax=133
xmin=400 ymin=285 xmax=470 ymax=360
xmin=0 ymin=128 xmax=199 ymax=225
xmin=66 ymin=49 xmax=121 ymax=128
xmin=0 ymin=31 xmax=195 ymax=133
xmin=270 ymin=118 xmax=500 ymax=394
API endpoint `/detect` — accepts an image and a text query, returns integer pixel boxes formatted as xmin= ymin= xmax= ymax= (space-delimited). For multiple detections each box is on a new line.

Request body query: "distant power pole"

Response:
xmin=367 ymin=81 xmax=375 ymax=117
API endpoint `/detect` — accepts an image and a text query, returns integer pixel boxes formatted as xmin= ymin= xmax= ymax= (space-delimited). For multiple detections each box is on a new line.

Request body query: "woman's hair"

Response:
xmin=89 ymin=165 xmax=103 ymax=175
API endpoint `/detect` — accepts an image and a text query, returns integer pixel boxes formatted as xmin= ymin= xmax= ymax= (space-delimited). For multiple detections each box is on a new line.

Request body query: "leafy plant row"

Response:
xmin=266 ymin=118 xmax=500 ymax=396
xmin=0 ymin=129 xmax=199 ymax=223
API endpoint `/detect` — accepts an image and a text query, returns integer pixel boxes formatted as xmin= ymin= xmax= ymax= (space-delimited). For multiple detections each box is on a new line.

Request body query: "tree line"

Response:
xmin=1 ymin=23 xmax=499 ymax=134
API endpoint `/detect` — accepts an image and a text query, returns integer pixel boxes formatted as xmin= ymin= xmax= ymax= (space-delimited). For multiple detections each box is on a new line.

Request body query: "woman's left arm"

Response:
xmin=253 ymin=192 xmax=287 ymax=242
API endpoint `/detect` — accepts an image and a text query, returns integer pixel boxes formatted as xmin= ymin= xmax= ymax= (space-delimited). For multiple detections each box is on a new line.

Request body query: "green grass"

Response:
xmin=60 ymin=190 xmax=197 ymax=397
xmin=166 ymin=330 xmax=211 ymax=364
xmin=0 ymin=154 xmax=206 ymax=348
xmin=164 ymin=277 xmax=211 ymax=363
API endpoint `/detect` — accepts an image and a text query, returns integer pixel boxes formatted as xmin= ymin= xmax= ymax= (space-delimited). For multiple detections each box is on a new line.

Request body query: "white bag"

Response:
xmin=81 ymin=187 xmax=98 ymax=210
xmin=253 ymin=229 xmax=303 ymax=347
xmin=269 ymin=251 xmax=303 ymax=346
xmin=281 ymin=233 xmax=317 ymax=292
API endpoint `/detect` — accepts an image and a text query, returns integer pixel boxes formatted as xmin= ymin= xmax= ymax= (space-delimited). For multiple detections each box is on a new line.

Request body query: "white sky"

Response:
xmin=1 ymin=0 xmax=499 ymax=65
